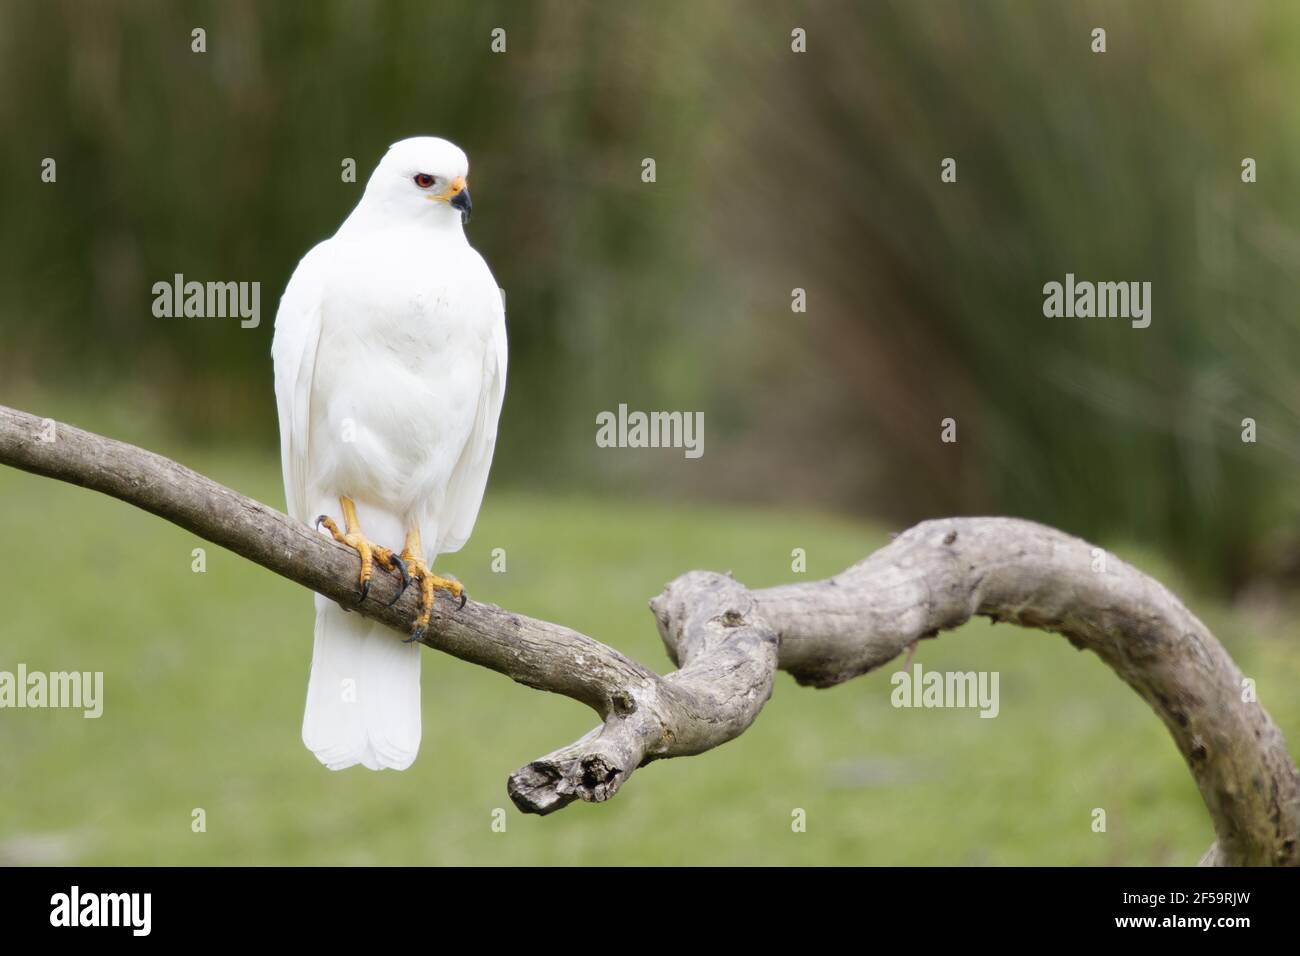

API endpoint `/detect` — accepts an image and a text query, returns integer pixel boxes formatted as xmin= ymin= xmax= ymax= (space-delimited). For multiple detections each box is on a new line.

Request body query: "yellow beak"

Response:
xmin=434 ymin=176 xmax=467 ymax=202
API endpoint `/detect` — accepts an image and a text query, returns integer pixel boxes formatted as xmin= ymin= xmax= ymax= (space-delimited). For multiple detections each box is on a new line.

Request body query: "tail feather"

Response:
xmin=302 ymin=594 xmax=421 ymax=771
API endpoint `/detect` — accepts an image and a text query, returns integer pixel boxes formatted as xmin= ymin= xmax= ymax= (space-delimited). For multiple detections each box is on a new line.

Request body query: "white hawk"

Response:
xmin=272 ymin=137 xmax=507 ymax=770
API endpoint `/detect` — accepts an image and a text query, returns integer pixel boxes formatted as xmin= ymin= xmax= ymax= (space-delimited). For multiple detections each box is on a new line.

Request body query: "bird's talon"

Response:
xmin=403 ymin=626 xmax=425 ymax=645
xmin=385 ymin=555 xmax=412 ymax=607
xmin=457 ymin=592 xmax=467 ymax=610
xmin=384 ymin=564 xmax=410 ymax=608
xmin=392 ymin=554 xmax=410 ymax=587
xmin=316 ymin=502 xmax=395 ymax=610
xmin=388 ymin=545 xmax=469 ymax=637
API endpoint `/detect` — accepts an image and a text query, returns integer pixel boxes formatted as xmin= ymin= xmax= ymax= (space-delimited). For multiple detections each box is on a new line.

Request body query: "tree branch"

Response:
xmin=1 ymin=403 xmax=1296 ymax=865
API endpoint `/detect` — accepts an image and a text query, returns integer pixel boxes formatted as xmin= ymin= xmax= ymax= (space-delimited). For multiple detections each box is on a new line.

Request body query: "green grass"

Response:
xmin=1 ymin=439 xmax=1298 ymax=865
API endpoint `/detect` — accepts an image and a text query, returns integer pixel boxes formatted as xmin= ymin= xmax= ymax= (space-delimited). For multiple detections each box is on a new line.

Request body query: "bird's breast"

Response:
xmin=307 ymin=242 xmax=496 ymax=513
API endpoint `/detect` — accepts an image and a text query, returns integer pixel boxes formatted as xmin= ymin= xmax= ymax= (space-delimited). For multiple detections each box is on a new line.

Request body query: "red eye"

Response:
xmin=414 ymin=173 xmax=435 ymax=189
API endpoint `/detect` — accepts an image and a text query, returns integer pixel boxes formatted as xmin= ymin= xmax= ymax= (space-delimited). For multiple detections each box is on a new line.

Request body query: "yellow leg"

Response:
xmin=394 ymin=527 xmax=465 ymax=643
xmin=316 ymin=496 xmax=401 ymax=605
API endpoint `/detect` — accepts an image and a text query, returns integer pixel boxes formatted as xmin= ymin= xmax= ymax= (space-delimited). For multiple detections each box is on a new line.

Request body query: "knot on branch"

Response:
xmin=650 ymin=570 xmax=774 ymax=668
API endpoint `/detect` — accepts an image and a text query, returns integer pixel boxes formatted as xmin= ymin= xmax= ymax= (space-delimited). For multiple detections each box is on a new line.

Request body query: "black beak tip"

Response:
xmin=451 ymin=188 xmax=472 ymax=223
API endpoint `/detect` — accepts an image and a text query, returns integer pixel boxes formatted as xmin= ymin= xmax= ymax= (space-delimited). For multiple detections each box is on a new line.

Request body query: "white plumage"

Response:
xmin=272 ymin=137 xmax=506 ymax=770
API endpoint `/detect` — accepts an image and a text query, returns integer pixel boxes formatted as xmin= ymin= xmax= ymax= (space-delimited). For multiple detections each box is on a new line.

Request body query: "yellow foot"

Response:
xmin=315 ymin=496 xmax=403 ymax=605
xmin=388 ymin=528 xmax=466 ymax=644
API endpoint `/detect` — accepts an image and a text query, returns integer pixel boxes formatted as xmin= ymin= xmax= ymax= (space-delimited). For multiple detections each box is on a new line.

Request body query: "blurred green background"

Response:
xmin=1 ymin=0 xmax=1299 ymax=864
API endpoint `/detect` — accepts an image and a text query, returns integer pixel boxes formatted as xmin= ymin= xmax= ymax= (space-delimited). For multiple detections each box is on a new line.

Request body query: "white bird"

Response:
xmin=271 ymin=137 xmax=507 ymax=771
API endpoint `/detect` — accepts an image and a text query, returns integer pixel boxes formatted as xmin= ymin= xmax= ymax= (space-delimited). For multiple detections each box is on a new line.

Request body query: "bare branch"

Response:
xmin=1 ymin=403 xmax=1296 ymax=865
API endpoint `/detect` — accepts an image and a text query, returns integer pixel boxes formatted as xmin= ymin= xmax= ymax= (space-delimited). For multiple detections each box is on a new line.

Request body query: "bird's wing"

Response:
xmin=271 ymin=241 xmax=329 ymax=524
xmin=436 ymin=291 xmax=507 ymax=555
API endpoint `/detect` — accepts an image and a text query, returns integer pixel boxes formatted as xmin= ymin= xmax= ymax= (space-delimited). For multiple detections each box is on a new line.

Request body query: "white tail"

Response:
xmin=302 ymin=594 xmax=421 ymax=771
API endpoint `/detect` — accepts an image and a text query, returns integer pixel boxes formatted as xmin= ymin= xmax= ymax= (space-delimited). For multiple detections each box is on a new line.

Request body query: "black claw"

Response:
xmin=385 ymin=555 xmax=411 ymax=608
xmin=315 ymin=515 xmax=327 ymax=531
xmin=402 ymin=626 xmax=425 ymax=645
xmin=457 ymin=591 xmax=468 ymax=610
xmin=356 ymin=577 xmax=371 ymax=606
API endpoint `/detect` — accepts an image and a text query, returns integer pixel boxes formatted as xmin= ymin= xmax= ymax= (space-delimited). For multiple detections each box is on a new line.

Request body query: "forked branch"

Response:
xmin=1 ymin=403 xmax=1296 ymax=865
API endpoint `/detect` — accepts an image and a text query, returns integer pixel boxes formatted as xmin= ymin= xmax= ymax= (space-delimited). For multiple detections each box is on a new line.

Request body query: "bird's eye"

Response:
xmin=413 ymin=173 xmax=435 ymax=189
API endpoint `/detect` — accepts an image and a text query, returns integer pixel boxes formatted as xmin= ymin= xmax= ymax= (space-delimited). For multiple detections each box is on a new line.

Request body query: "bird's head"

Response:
xmin=363 ymin=136 xmax=473 ymax=226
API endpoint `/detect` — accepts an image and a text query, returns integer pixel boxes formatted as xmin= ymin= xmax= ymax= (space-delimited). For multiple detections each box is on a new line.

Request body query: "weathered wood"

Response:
xmin=1 ymin=403 xmax=1296 ymax=864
